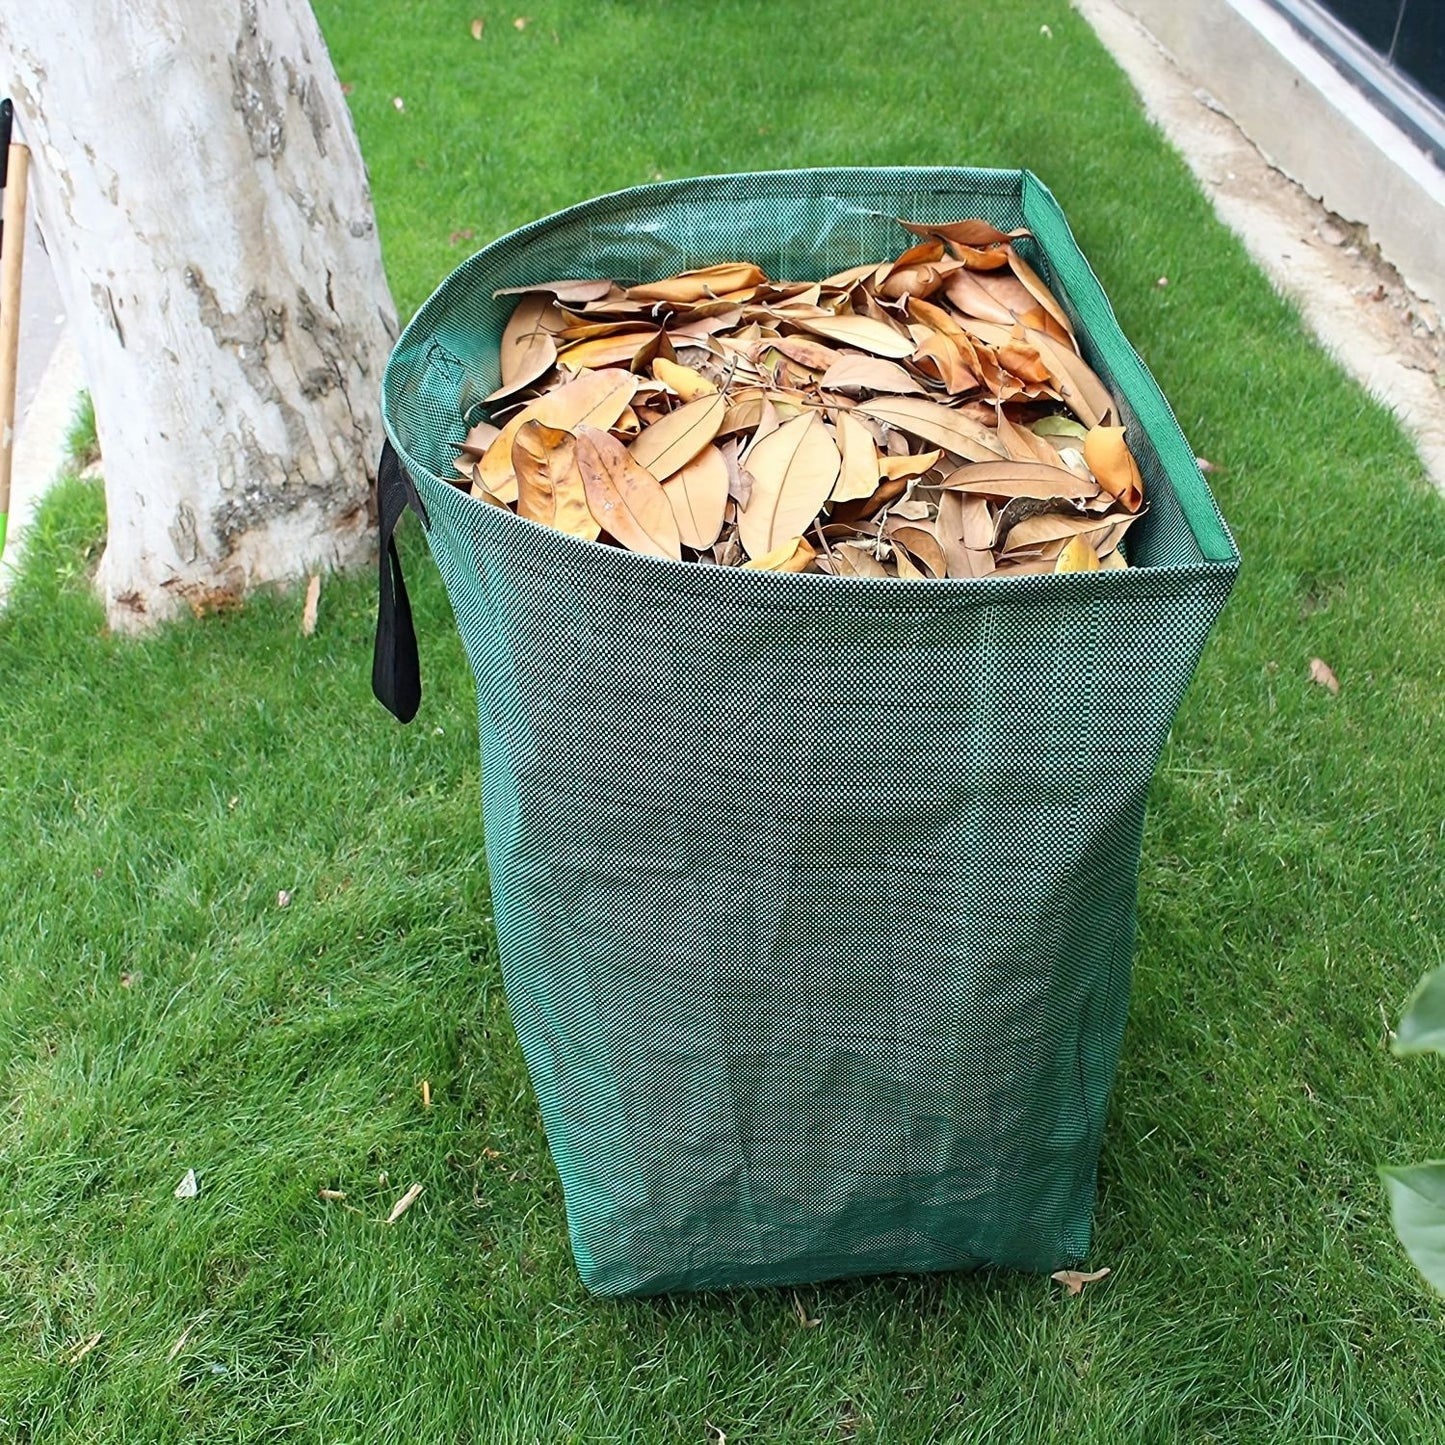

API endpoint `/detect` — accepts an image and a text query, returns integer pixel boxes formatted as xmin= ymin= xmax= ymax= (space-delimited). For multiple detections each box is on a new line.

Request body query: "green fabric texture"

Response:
xmin=382 ymin=168 xmax=1239 ymax=1296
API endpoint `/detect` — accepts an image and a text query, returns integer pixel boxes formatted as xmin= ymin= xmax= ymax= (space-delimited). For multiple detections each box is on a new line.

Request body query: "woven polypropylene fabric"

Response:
xmin=382 ymin=168 xmax=1239 ymax=1296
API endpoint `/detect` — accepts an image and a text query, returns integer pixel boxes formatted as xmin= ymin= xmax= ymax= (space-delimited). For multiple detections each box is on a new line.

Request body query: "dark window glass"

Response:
xmin=1312 ymin=0 xmax=1403 ymax=57
xmin=1393 ymin=2 xmax=1445 ymax=105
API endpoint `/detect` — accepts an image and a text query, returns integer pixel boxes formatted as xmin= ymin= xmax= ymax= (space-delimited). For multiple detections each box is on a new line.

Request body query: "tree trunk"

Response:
xmin=0 ymin=0 xmax=396 ymax=629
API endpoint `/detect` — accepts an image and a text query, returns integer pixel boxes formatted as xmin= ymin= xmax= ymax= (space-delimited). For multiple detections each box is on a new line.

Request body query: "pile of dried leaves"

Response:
xmin=451 ymin=219 xmax=1145 ymax=576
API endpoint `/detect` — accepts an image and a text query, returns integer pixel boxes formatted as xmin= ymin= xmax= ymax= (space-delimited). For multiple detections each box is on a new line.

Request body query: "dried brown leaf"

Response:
xmin=898 ymin=217 xmax=1025 ymax=248
xmin=385 ymin=1183 xmax=424 ymax=1224
xmin=1051 ymin=1267 xmax=1111 ymax=1296
xmin=476 ymin=368 xmax=637 ymax=501
xmin=664 ymin=443 xmax=729 ymax=550
xmin=790 ymin=312 xmax=915 ymax=359
xmin=629 ymin=391 xmax=726 ymax=480
xmin=301 ymin=574 xmax=320 ymax=636
xmin=491 ymin=292 xmax=562 ymax=398
xmin=575 ymin=425 xmax=682 ymax=559
xmin=832 ymin=409 xmax=882 ymax=503
xmin=885 ymin=519 xmax=948 ymax=577
xmin=1082 ymin=425 xmax=1144 ymax=511
xmin=737 ymin=412 xmax=840 ymax=558
xmin=628 ymin=263 xmax=767 ymax=304
xmin=855 ymin=396 xmax=1004 ymax=462
xmin=511 ymin=420 xmax=597 ymax=541
xmin=939 ymin=459 xmax=1099 ymax=501
xmin=1055 ymin=535 xmax=1101 ymax=572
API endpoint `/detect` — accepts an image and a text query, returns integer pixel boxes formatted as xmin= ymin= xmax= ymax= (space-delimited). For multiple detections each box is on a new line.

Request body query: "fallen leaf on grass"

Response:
xmin=421 ymin=1079 xmax=432 ymax=1109
xmin=63 ymin=1332 xmax=104 ymax=1365
xmin=792 ymin=1292 xmax=821 ymax=1327
xmin=1051 ymin=1266 xmax=1111 ymax=1295
xmin=318 ymin=1188 xmax=347 ymax=1201
xmin=470 ymin=16 xmax=484 ymax=38
xmin=277 ymin=889 xmax=292 ymax=908
xmin=174 ymin=1169 xmax=198 ymax=1200
xmin=301 ymin=574 xmax=320 ymax=636
xmin=1309 ymin=657 xmax=1341 ymax=696
xmin=167 ymin=1319 xmax=201 ymax=1362
xmin=386 ymin=1183 xmax=424 ymax=1224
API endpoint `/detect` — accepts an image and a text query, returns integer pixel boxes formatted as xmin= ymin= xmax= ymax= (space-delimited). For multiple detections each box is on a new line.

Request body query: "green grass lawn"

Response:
xmin=5 ymin=1 xmax=1445 ymax=1439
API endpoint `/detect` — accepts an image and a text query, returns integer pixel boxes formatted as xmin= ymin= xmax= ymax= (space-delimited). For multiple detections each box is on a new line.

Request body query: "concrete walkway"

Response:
xmin=1077 ymin=0 xmax=1445 ymax=494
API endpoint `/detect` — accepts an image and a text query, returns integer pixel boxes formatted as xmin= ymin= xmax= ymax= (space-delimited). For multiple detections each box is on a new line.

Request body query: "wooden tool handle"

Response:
xmin=0 ymin=140 xmax=30 ymax=535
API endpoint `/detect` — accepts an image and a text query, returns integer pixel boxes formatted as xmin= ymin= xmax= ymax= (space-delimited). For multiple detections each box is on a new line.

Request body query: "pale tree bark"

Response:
xmin=0 ymin=0 xmax=396 ymax=629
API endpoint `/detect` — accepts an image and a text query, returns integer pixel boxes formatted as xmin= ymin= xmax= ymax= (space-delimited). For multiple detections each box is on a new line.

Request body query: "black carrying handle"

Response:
xmin=372 ymin=439 xmax=429 ymax=723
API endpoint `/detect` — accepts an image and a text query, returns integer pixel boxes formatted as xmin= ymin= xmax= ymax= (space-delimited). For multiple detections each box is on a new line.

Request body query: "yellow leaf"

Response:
xmin=628 ymin=392 xmax=727 ymax=481
xmin=664 ymin=443 xmax=729 ymax=550
xmin=737 ymin=412 xmax=840 ymax=558
xmin=741 ymin=535 xmax=816 ymax=573
xmin=1082 ymin=425 xmax=1144 ymax=511
xmin=1055 ymin=535 xmax=1101 ymax=572
xmin=879 ymin=448 xmax=943 ymax=481
xmin=831 ymin=409 xmax=882 ymax=502
xmin=652 ymin=356 xmax=717 ymax=400
xmin=575 ymin=425 xmax=682 ymax=560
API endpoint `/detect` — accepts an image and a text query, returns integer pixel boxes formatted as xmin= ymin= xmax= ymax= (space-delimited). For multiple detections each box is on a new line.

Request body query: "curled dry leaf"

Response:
xmin=385 ymin=1183 xmax=424 ymax=1224
xmin=1082 ymin=425 xmax=1144 ymax=511
xmin=476 ymin=368 xmax=637 ymax=501
xmin=1309 ymin=657 xmax=1341 ymax=696
xmin=1052 ymin=1266 xmax=1111 ymax=1296
xmin=513 ymin=420 xmax=599 ymax=540
xmin=1055 ymin=535 xmax=1101 ymax=572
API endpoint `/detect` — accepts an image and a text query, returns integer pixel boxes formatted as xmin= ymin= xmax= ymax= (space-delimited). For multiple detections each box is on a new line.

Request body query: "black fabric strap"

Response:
xmin=372 ymin=440 xmax=426 ymax=723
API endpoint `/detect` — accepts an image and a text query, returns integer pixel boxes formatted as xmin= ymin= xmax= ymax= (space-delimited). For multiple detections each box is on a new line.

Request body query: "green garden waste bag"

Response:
xmin=372 ymin=168 xmax=1239 ymax=1296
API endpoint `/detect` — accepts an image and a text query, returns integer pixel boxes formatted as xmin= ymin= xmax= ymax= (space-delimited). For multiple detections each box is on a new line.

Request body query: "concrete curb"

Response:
xmin=0 ymin=327 xmax=85 ymax=605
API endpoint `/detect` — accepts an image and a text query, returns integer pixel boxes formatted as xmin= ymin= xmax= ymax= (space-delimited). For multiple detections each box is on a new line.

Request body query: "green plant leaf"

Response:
xmin=1382 ymin=1163 xmax=1445 ymax=1295
xmin=1394 ymin=967 xmax=1445 ymax=1056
